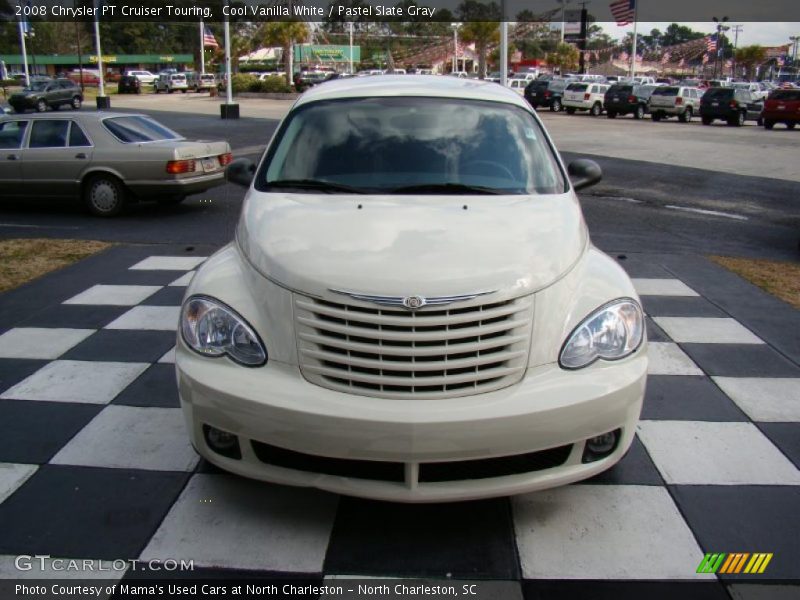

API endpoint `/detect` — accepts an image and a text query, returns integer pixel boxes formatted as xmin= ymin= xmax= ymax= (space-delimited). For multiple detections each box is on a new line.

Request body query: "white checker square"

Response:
xmin=0 ymin=463 xmax=37 ymax=504
xmin=633 ymin=278 xmax=699 ymax=297
xmin=105 ymin=306 xmax=181 ymax=331
xmin=64 ymin=284 xmax=161 ymax=306
xmin=637 ymin=420 xmax=800 ymax=485
xmin=513 ymin=485 xmax=711 ymax=579
xmin=0 ymin=328 xmax=94 ymax=360
xmin=140 ymin=474 xmax=338 ymax=571
xmin=647 ymin=342 xmax=704 ymax=376
xmin=653 ymin=317 xmax=764 ymax=345
xmin=129 ymin=256 xmax=206 ymax=271
xmin=712 ymin=378 xmax=800 ymax=422
xmin=51 ymin=406 xmax=198 ymax=472
xmin=158 ymin=347 xmax=176 ymax=364
xmin=168 ymin=272 xmax=195 ymax=287
xmin=0 ymin=360 xmax=148 ymax=404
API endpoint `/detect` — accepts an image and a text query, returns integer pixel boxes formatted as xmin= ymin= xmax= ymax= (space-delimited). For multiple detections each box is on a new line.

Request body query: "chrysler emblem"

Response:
xmin=402 ymin=295 xmax=427 ymax=310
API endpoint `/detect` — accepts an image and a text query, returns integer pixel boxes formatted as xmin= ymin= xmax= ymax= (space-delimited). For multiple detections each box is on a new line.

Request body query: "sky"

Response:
xmin=601 ymin=22 xmax=799 ymax=49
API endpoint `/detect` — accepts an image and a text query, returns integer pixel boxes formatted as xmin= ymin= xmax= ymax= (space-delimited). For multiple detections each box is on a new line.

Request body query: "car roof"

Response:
xmin=294 ymin=75 xmax=531 ymax=111
xmin=0 ymin=112 xmax=145 ymax=122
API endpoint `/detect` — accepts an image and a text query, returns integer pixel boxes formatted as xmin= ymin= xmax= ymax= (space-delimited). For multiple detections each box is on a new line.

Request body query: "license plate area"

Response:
xmin=201 ymin=158 xmax=219 ymax=172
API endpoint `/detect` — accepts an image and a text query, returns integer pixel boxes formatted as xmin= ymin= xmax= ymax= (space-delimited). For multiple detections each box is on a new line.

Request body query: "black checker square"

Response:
xmin=642 ymin=375 xmax=748 ymax=422
xmin=113 ymin=364 xmax=180 ymax=408
xmin=62 ymin=329 xmax=177 ymax=363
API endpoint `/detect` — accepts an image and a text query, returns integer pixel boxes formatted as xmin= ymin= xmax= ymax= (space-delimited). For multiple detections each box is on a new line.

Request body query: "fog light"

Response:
xmin=582 ymin=429 xmax=621 ymax=463
xmin=203 ymin=424 xmax=241 ymax=459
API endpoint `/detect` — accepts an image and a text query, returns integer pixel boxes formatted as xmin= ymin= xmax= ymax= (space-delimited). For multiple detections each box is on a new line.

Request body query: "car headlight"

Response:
xmin=180 ymin=296 xmax=267 ymax=366
xmin=559 ymin=298 xmax=644 ymax=370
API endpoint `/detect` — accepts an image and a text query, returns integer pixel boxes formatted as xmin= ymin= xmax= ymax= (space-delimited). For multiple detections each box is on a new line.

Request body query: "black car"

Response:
xmin=117 ymin=75 xmax=142 ymax=94
xmin=603 ymin=84 xmax=654 ymax=119
xmin=700 ymin=87 xmax=763 ymax=126
xmin=524 ymin=79 xmax=568 ymax=112
xmin=8 ymin=79 xmax=83 ymax=113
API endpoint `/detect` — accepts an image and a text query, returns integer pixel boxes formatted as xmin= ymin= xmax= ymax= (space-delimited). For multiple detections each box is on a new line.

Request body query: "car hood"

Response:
xmin=10 ymin=91 xmax=40 ymax=98
xmin=236 ymin=192 xmax=588 ymax=300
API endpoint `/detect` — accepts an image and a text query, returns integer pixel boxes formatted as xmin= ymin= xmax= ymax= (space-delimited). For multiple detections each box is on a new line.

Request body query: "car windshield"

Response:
xmin=25 ymin=82 xmax=49 ymax=92
xmin=567 ymin=83 xmax=588 ymax=92
xmin=704 ymin=88 xmax=733 ymax=99
xmin=608 ymin=85 xmax=633 ymax=94
xmin=652 ymin=87 xmax=679 ymax=96
xmin=103 ymin=116 xmax=182 ymax=143
xmin=259 ymin=97 xmax=566 ymax=195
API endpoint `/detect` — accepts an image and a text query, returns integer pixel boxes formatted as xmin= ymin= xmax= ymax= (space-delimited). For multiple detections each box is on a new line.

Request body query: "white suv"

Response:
xmin=154 ymin=72 xmax=188 ymax=94
xmin=127 ymin=70 xmax=156 ymax=85
xmin=649 ymin=86 xmax=701 ymax=122
xmin=563 ymin=82 xmax=610 ymax=116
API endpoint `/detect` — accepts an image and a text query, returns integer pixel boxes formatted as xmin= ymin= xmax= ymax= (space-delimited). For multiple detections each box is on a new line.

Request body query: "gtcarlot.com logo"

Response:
xmin=696 ymin=552 xmax=773 ymax=575
xmin=15 ymin=555 xmax=195 ymax=572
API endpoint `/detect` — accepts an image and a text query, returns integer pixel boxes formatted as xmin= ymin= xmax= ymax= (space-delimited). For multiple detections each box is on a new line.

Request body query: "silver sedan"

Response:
xmin=0 ymin=111 xmax=231 ymax=216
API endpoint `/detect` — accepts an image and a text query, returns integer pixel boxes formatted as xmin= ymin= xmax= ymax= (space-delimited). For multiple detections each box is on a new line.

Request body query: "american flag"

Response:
xmin=609 ymin=0 xmax=636 ymax=27
xmin=203 ymin=26 xmax=219 ymax=49
xmin=706 ymin=35 xmax=717 ymax=53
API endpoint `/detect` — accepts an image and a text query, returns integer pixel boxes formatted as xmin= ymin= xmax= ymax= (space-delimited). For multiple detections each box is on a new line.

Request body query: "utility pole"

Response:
xmin=451 ymin=23 xmax=458 ymax=73
xmin=730 ymin=25 xmax=743 ymax=79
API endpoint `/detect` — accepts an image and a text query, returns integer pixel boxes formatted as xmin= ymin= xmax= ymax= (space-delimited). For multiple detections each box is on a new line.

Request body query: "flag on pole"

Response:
xmin=706 ymin=35 xmax=717 ymax=53
xmin=609 ymin=0 xmax=636 ymax=27
xmin=203 ymin=25 xmax=219 ymax=48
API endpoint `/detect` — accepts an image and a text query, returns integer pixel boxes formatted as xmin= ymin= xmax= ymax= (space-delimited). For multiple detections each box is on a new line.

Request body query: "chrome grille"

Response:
xmin=295 ymin=293 xmax=533 ymax=399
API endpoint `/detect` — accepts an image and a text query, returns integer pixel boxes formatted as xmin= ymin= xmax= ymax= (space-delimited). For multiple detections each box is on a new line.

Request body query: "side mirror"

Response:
xmin=568 ymin=159 xmax=602 ymax=192
xmin=226 ymin=158 xmax=256 ymax=188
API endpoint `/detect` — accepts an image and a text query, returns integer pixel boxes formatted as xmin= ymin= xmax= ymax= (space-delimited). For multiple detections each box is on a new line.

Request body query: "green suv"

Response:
xmin=9 ymin=79 xmax=83 ymax=113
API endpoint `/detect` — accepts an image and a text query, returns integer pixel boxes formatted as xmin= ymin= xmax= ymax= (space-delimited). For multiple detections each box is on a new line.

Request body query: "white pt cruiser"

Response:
xmin=177 ymin=76 xmax=647 ymax=502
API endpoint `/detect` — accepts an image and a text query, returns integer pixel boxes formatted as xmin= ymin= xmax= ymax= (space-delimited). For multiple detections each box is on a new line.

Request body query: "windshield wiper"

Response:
xmin=265 ymin=179 xmax=367 ymax=194
xmin=389 ymin=183 xmax=503 ymax=195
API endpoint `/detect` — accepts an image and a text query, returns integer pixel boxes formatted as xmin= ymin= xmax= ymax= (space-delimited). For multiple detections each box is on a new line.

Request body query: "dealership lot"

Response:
xmin=0 ymin=98 xmax=798 ymax=596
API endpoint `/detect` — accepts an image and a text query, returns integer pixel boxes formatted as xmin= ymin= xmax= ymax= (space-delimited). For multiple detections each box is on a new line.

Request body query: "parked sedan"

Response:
xmin=0 ymin=112 xmax=231 ymax=216
xmin=8 ymin=79 xmax=83 ymax=113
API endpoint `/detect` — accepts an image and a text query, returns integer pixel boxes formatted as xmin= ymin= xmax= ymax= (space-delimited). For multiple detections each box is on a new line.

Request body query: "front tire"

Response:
xmin=607 ymin=110 xmax=617 ymax=119
xmin=590 ymin=102 xmax=602 ymax=117
xmin=634 ymin=105 xmax=645 ymax=120
xmin=71 ymin=96 xmax=82 ymax=110
xmin=550 ymin=98 xmax=562 ymax=112
xmin=84 ymin=174 xmax=126 ymax=218
xmin=36 ymin=99 xmax=47 ymax=112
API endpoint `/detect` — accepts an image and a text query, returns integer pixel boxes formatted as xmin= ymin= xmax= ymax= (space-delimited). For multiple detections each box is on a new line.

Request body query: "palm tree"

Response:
xmin=260 ymin=22 xmax=310 ymax=86
xmin=460 ymin=22 xmax=500 ymax=79
xmin=547 ymin=43 xmax=579 ymax=74
xmin=735 ymin=45 xmax=767 ymax=80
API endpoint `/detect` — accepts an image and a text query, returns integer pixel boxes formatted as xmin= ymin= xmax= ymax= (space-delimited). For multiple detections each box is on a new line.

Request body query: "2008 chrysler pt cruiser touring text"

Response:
xmin=176 ymin=76 xmax=647 ymax=502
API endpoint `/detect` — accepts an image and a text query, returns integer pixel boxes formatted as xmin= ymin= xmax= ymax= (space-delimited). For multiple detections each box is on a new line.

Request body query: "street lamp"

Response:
xmin=712 ymin=16 xmax=729 ymax=80
xmin=451 ymin=23 xmax=459 ymax=74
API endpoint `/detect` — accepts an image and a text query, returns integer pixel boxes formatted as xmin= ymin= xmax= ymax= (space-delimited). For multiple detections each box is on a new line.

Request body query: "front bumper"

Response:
xmin=177 ymin=342 xmax=647 ymax=502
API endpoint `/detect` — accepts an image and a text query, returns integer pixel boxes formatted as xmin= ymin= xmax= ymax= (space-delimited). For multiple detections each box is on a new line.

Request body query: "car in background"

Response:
xmin=8 ymin=79 xmax=83 ymax=113
xmin=632 ymin=76 xmax=656 ymax=85
xmin=127 ymin=70 xmax=157 ymax=85
xmin=188 ymin=72 xmax=217 ymax=92
xmin=732 ymin=82 xmax=768 ymax=101
xmin=257 ymin=72 xmax=286 ymax=81
xmin=154 ymin=72 xmax=188 ymax=93
xmin=507 ymin=78 xmax=529 ymax=95
xmin=563 ymin=82 xmax=610 ymax=116
xmin=700 ymin=87 xmax=763 ymax=126
xmin=762 ymin=88 xmax=800 ymax=130
xmin=604 ymin=83 xmax=656 ymax=119
xmin=67 ymin=70 xmax=100 ymax=85
xmin=294 ymin=70 xmax=332 ymax=92
xmin=524 ymin=78 xmax=569 ymax=111
xmin=181 ymin=75 xmax=646 ymax=502
xmin=0 ymin=112 xmax=231 ymax=217
xmin=117 ymin=75 xmax=142 ymax=95
xmin=648 ymin=86 xmax=702 ymax=123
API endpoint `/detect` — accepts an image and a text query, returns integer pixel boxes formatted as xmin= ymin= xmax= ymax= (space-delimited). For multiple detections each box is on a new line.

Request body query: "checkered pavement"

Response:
xmin=0 ymin=246 xmax=798 ymax=598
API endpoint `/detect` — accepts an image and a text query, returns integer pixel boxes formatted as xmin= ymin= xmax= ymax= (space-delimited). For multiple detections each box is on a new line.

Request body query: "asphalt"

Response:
xmin=0 ymin=105 xmax=798 ymax=261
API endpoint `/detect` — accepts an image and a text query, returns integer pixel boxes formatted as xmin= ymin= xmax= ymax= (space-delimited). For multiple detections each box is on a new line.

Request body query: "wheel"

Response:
xmin=634 ymin=105 xmax=645 ymax=120
xmin=787 ymin=123 xmax=796 ymax=130
xmin=679 ymin=107 xmax=693 ymax=123
xmin=702 ymin=116 xmax=713 ymax=125
xmin=590 ymin=102 xmax=602 ymax=117
xmin=71 ymin=96 xmax=82 ymax=110
xmin=36 ymin=99 xmax=47 ymax=112
xmin=606 ymin=111 xmax=617 ymax=119
xmin=728 ymin=111 xmax=745 ymax=127
xmin=84 ymin=174 xmax=126 ymax=217
xmin=764 ymin=120 xmax=775 ymax=130
xmin=168 ymin=88 xmax=174 ymax=94
xmin=652 ymin=112 xmax=662 ymax=122
xmin=550 ymin=99 xmax=562 ymax=112
xmin=566 ymin=107 xmax=576 ymax=115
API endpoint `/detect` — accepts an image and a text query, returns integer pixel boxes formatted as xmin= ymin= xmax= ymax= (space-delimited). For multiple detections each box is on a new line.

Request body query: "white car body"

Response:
xmin=155 ymin=72 xmax=188 ymax=93
xmin=127 ymin=70 xmax=156 ymax=85
xmin=507 ymin=78 xmax=529 ymax=95
xmin=176 ymin=76 xmax=647 ymax=502
xmin=733 ymin=82 xmax=768 ymax=101
xmin=563 ymin=82 xmax=610 ymax=114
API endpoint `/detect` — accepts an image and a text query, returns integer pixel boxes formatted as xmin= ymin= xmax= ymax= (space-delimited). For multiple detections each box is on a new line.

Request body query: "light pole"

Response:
xmin=451 ymin=23 xmax=459 ymax=73
xmin=791 ymin=35 xmax=800 ymax=66
xmin=712 ymin=16 xmax=729 ymax=80
xmin=730 ymin=24 xmax=743 ymax=79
